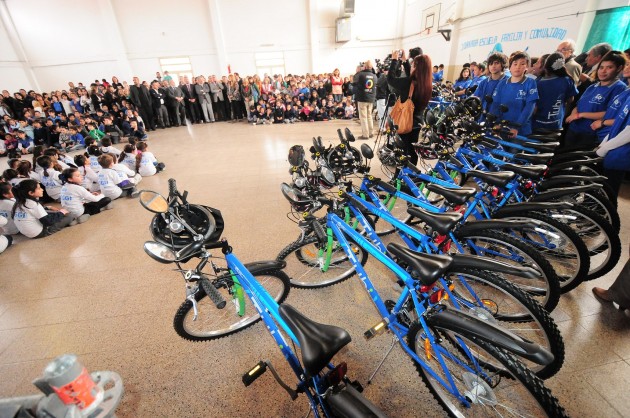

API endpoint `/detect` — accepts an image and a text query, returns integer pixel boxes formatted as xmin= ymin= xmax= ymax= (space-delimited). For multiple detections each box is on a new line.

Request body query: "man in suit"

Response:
xmin=165 ymin=79 xmax=186 ymax=127
xmin=209 ymin=75 xmax=225 ymax=121
xmin=129 ymin=76 xmax=156 ymax=130
xmin=221 ymin=75 xmax=232 ymax=121
xmin=194 ymin=76 xmax=215 ymax=123
xmin=181 ymin=76 xmax=200 ymax=123
xmin=150 ymin=80 xmax=170 ymax=129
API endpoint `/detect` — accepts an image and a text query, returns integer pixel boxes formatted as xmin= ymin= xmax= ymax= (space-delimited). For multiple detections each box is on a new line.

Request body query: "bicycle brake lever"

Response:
xmin=185 ymin=286 xmax=199 ymax=320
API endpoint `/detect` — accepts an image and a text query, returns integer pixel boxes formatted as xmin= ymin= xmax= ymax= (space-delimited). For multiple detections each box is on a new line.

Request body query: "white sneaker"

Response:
xmin=104 ymin=203 xmax=114 ymax=210
xmin=69 ymin=219 xmax=78 ymax=226
xmin=78 ymin=214 xmax=91 ymax=223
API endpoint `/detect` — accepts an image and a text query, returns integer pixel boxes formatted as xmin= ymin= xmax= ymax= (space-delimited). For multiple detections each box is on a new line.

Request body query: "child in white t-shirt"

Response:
xmin=60 ymin=168 xmax=112 ymax=223
xmin=74 ymin=155 xmax=100 ymax=192
xmin=98 ymin=154 xmax=137 ymax=199
xmin=36 ymin=155 xmax=63 ymax=202
xmin=118 ymin=144 xmax=138 ymax=174
xmin=0 ymin=216 xmax=13 ymax=254
xmin=135 ymin=142 xmax=165 ymax=177
xmin=111 ymin=155 xmax=142 ymax=186
xmin=100 ymin=136 xmax=121 ymax=158
xmin=0 ymin=183 xmax=19 ymax=235
xmin=12 ymin=179 xmax=74 ymax=238
xmin=85 ymin=145 xmax=103 ymax=174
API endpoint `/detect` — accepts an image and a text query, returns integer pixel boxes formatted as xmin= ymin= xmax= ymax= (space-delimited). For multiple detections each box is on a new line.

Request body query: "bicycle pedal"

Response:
xmin=350 ymin=380 xmax=364 ymax=393
xmin=364 ymin=320 xmax=388 ymax=340
xmin=242 ymin=361 xmax=267 ymax=387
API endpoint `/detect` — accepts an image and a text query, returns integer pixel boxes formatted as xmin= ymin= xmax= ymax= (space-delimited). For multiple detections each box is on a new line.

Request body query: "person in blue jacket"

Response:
xmin=474 ymin=52 xmax=509 ymax=112
xmin=592 ymin=91 xmax=630 ymax=309
xmin=532 ymin=52 xmax=578 ymax=131
xmin=563 ymin=51 xmax=627 ymax=150
xmin=453 ymin=67 xmax=472 ymax=98
xmin=596 ymin=91 xmax=630 ymax=196
xmin=469 ymin=62 xmax=487 ymax=88
xmin=489 ymin=51 xmax=539 ymax=138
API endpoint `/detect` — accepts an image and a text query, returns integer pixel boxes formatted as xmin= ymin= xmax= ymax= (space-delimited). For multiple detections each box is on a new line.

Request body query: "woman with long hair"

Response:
xmin=453 ymin=67 xmax=472 ymax=97
xmin=387 ymin=50 xmax=433 ymax=165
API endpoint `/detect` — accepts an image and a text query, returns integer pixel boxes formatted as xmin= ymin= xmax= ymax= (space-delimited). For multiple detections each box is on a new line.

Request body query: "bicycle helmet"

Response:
xmin=326 ymin=144 xmax=361 ymax=176
xmin=378 ymin=144 xmax=397 ymax=167
xmin=288 ymin=145 xmax=305 ymax=167
xmin=150 ymin=204 xmax=224 ymax=250
xmin=463 ymin=96 xmax=482 ymax=118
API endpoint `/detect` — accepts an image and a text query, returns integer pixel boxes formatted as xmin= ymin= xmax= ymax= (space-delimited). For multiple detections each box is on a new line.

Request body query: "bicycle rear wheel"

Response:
xmin=492 ymin=212 xmax=590 ymax=293
xmin=277 ymin=235 xmax=368 ymax=288
xmin=407 ymin=322 xmax=568 ymax=417
xmin=536 ymin=186 xmax=620 ymax=233
xmin=549 ymin=206 xmax=621 ymax=280
xmin=441 ymin=268 xmax=564 ymax=379
xmin=173 ymin=269 xmax=290 ymax=341
xmin=454 ymin=230 xmax=560 ymax=311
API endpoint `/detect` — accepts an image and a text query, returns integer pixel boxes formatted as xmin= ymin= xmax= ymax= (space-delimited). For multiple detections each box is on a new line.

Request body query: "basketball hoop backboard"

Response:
xmin=421 ymin=4 xmax=441 ymax=36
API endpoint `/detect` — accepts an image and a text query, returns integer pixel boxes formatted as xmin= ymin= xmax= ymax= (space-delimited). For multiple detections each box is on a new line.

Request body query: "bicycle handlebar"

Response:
xmin=168 ymin=178 xmax=177 ymax=196
xmin=177 ymin=239 xmax=204 ymax=259
xmin=201 ymin=277 xmax=227 ymax=309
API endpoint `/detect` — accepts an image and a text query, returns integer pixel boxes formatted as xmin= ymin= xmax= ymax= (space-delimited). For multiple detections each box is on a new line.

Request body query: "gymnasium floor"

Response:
xmin=1 ymin=120 xmax=629 ymax=417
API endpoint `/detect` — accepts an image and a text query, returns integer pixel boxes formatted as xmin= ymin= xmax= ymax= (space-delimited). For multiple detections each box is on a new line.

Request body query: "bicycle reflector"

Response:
xmin=364 ymin=320 xmax=387 ymax=340
xmin=326 ymin=362 xmax=348 ymax=387
xmin=242 ymin=361 xmax=268 ymax=387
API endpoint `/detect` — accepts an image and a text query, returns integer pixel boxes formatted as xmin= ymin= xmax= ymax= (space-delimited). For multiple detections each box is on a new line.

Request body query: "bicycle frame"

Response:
xmin=223 ymin=251 xmax=338 ymax=417
xmin=323 ymin=211 xmax=494 ymax=407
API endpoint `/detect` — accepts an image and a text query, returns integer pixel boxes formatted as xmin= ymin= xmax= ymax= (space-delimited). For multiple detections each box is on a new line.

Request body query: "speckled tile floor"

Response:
xmin=1 ymin=120 xmax=629 ymax=417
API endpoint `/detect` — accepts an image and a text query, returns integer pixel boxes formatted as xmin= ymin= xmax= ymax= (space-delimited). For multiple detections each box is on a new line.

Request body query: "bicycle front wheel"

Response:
xmin=173 ymin=269 xmax=290 ymax=341
xmin=441 ymin=268 xmax=564 ymax=379
xmin=407 ymin=322 xmax=568 ymax=418
xmin=277 ymin=235 xmax=368 ymax=288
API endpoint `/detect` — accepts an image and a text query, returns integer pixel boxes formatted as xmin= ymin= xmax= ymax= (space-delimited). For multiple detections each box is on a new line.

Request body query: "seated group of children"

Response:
xmin=0 ymin=135 xmax=165 ymax=252
xmin=249 ymin=94 xmax=356 ymax=125
xmin=1 ymin=107 xmax=148 ymax=158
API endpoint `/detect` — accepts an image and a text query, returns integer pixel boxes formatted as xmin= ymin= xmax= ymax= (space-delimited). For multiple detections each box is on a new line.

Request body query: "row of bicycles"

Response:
xmin=132 ymin=95 xmax=619 ymax=416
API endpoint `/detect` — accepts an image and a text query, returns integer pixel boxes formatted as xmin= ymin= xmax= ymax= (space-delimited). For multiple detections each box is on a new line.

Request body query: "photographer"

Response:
xmin=403 ymin=47 xmax=423 ymax=77
xmin=353 ymin=61 xmax=377 ymax=139
xmin=387 ymin=49 xmax=433 ymax=165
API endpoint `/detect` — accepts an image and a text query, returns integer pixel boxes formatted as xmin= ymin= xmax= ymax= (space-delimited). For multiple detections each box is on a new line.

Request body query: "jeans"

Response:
xmin=358 ymin=101 xmax=374 ymax=138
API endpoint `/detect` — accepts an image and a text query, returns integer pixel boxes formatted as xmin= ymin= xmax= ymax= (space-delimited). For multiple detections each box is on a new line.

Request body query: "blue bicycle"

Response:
xmin=279 ymin=187 xmax=568 ymax=417
xmin=139 ymin=182 xmax=388 ymax=418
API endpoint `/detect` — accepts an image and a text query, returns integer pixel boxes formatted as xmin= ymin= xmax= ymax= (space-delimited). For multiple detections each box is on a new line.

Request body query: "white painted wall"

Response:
xmin=0 ymin=0 xmax=626 ymax=93
xmin=445 ymin=0 xmax=630 ymax=81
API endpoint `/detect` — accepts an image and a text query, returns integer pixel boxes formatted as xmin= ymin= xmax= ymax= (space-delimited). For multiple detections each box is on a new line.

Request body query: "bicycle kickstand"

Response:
xmin=367 ymin=335 xmax=398 ymax=385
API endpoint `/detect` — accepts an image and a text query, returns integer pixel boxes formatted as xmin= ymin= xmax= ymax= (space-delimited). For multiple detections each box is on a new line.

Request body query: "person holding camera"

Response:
xmin=353 ymin=61 xmax=377 ymax=139
xmin=387 ymin=49 xmax=433 ymax=165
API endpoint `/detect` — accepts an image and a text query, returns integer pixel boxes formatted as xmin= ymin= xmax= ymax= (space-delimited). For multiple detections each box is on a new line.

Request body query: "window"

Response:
xmin=160 ymin=57 xmax=193 ymax=83
xmin=255 ymin=52 xmax=285 ymax=78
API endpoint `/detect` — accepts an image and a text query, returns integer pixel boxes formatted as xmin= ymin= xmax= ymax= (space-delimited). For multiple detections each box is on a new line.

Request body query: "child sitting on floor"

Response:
xmin=60 ymin=167 xmax=111 ymax=224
